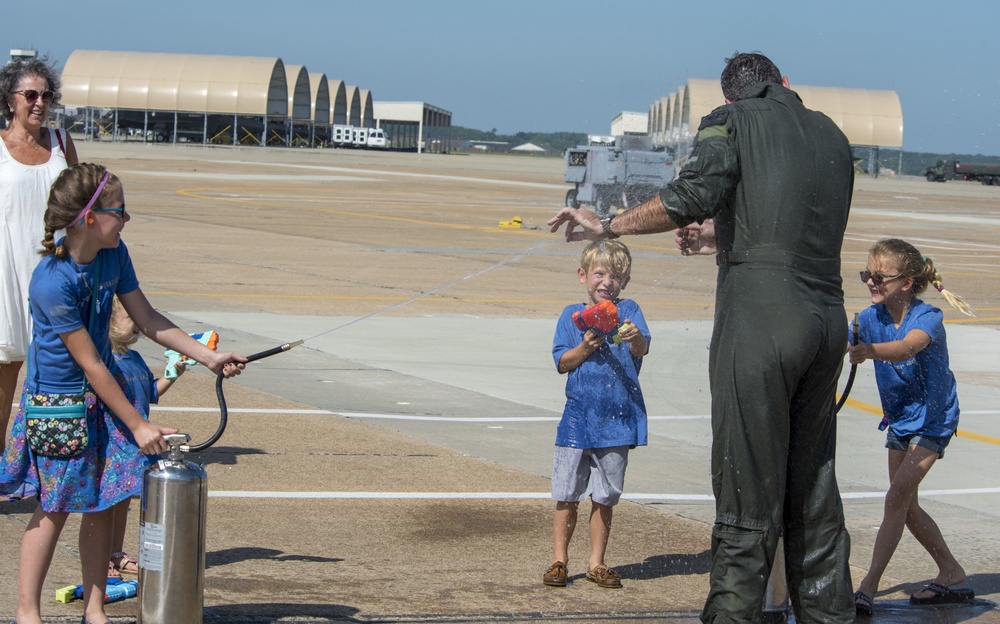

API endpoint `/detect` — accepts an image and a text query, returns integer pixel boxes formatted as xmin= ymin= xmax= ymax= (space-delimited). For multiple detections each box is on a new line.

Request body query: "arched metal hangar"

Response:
xmin=650 ymin=78 xmax=902 ymax=153
xmin=62 ymin=49 xmax=294 ymax=145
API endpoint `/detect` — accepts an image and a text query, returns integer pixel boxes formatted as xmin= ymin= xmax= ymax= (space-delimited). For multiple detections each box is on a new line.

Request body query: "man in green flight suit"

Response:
xmin=548 ymin=52 xmax=855 ymax=623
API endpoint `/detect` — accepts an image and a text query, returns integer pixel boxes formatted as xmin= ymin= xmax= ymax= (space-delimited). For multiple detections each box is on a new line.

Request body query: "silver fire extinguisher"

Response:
xmin=138 ymin=433 xmax=208 ymax=624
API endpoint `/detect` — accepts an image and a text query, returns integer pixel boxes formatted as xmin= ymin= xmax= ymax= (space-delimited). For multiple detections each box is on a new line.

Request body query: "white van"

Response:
xmin=367 ymin=128 xmax=388 ymax=149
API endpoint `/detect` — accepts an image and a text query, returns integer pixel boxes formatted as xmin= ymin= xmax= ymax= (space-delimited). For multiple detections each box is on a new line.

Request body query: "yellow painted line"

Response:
xmin=838 ymin=396 xmax=1000 ymax=446
xmin=956 ymin=429 xmax=1000 ymax=445
xmin=947 ymin=316 xmax=1000 ymax=324
xmin=839 ymin=395 xmax=882 ymax=416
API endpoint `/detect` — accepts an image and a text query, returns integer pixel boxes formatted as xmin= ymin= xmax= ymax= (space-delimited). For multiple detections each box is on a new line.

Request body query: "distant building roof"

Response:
xmin=61 ymin=49 xmax=288 ymax=116
xmin=457 ymin=139 xmax=509 ymax=152
xmin=511 ymin=142 xmax=545 ymax=153
xmin=611 ymin=111 xmax=648 ymax=136
xmin=647 ymin=78 xmax=903 ymax=148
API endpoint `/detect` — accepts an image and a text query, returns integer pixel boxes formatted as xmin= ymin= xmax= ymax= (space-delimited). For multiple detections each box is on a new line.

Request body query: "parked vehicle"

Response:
xmin=332 ymin=124 xmax=354 ymax=147
xmin=367 ymin=128 xmax=389 ymax=149
xmin=350 ymin=126 xmax=370 ymax=148
xmin=564 ymin=135 xmax=675 ymax=215
xmin=926 ymin=160 xmax=1000 ymax=185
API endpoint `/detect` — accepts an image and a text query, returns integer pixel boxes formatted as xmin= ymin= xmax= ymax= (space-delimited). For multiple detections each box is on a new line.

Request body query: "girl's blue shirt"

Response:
xmin=552 ymin=298 xmax=650 ymax=449
xmin=114 ymin=350 xmax=159 ymax=413
xmin=858 ymin=299 xmax=960 ymax=437
xmin=27 ymin=241 xmax=140 ymax=393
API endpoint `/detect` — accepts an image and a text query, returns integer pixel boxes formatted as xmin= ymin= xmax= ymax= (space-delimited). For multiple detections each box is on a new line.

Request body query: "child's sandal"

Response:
xmin=111 ymin=551 xmax=139 ymax=575
xmin=854 ymin=590 xmax=874 ymax=616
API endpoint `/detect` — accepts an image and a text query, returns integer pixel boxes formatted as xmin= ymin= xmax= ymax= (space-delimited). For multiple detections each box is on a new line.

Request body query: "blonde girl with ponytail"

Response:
xmin=849 ymin=238 xmax=974 ymax=615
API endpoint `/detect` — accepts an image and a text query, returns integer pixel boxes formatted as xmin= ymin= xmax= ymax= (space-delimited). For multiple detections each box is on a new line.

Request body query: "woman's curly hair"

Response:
xmin=0 ymin=56 xmax=61 ymax=121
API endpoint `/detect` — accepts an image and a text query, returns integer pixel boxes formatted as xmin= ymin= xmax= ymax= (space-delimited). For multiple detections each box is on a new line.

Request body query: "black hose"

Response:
xmin=835 ymin=313 xmax=859 ymax=413
xmin=187 ymin=341 xmax=302 ymax=452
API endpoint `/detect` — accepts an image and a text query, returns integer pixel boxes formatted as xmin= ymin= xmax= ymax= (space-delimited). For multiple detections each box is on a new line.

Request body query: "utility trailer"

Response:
xmin=564 ymin=135 xmax=675 ymax=215
xmin=925 ymin=160 xmax=1000 ymax=185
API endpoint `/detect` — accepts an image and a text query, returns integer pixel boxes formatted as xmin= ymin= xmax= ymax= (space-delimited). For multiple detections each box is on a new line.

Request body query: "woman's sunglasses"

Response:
xmin=859 ymin=270 xmax=902 ymax=285
xmin=13 ymin=89 xmax=55 ymax=104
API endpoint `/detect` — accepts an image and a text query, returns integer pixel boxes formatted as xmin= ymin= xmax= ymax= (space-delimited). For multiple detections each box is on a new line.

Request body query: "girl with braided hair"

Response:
xmin=849 ymin=238 xmax=975 ymax=615
xmin=0 ymin=163 xmax=244 ymax=624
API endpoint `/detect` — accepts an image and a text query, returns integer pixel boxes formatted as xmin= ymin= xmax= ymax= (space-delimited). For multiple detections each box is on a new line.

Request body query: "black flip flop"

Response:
xmin=854 ymin=590 xmax=874 ymax=616
xmin=910 ymin=582 xmax=975 ymax=605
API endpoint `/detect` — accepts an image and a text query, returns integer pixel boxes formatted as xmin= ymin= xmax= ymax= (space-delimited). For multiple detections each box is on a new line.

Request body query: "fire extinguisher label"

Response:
xmin=139 ymin=521 xmax=166 ymax=571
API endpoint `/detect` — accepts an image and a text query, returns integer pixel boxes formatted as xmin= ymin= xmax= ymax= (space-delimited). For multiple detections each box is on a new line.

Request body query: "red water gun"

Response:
xmin=572 ymin=300 xmax=628 ymax=343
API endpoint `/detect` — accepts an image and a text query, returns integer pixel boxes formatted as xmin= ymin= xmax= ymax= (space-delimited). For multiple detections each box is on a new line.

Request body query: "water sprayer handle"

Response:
xmin=163 ymin=433 xmax=191 ymax=447
xmin=186 ymin=340 xmax=304 ymax=452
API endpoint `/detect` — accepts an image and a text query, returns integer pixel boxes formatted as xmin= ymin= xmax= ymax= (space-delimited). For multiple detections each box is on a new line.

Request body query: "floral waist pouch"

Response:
xmin=24 ymin=254 xmax=102 ymax=459
xmin=24 ymin=391 xmax=97 ymax=458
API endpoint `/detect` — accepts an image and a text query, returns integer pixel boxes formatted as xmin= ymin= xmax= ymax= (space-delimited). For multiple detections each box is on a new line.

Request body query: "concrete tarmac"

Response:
xmin=2 ymin=141 xmax=1000 ymax=623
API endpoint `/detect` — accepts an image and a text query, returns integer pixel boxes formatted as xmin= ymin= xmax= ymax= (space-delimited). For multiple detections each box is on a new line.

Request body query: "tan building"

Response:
xmin=59 ymin=49 xmax=444 ymax=149
xmin=648 ymin=77 xmax=902 ymax=152
xmin=372 ymin=101 xmax=452 ymax=153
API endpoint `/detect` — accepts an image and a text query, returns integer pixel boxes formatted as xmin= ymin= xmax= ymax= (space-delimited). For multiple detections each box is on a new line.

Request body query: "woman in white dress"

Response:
xmin=0 ymin=57 xmax=78 ymax=452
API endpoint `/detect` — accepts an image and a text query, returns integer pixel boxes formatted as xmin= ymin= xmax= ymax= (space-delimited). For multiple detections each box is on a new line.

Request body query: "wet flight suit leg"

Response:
xmin=657 ymin=82 xmax=855 ymax=624
xmin=703 ymin=258 xmax=852 ymax=624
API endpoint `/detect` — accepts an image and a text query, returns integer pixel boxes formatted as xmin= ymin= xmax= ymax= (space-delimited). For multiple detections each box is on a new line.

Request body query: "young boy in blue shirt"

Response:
xmin=544 ymin=239 xmax=650 ymax=589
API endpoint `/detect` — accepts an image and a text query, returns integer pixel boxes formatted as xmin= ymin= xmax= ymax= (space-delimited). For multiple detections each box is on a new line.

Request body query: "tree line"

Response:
xmin=438 ymin=126 xmax=998 ymax=173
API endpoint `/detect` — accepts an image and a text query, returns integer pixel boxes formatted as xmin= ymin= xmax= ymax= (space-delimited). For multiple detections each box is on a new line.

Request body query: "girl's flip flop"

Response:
xmin=910 ymin=582 xmax=975 ymax=605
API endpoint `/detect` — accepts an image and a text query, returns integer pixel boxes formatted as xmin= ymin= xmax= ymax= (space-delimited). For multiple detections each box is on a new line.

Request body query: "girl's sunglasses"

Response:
xmin=13 ymin=89 xmax=55 ymax=104
xmin=93 ymin=206 xmax=126 ymax=218
xmin=859 ymin=270 xmax=902 ymax=285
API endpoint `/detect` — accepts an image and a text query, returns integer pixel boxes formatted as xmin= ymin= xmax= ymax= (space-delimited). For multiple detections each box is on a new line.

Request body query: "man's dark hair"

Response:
xmin=720 ymin=52 xmax=782 ymax=102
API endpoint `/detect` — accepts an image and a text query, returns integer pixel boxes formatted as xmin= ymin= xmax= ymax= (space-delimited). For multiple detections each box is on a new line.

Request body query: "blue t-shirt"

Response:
xmin=857 ymin=299 xmax=959 ymax=437
xmin=552 ymin=298 xmax=650 ymax=449
xmin=27 ymin=241 xmax=140 ymax=393
xmin=114 ymin=350 xmax=158 ymax=415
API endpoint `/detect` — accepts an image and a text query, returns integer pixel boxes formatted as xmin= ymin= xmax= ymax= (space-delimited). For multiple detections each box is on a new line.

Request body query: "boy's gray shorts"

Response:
xmin=551 ymin=445 xmax=630 ymax=506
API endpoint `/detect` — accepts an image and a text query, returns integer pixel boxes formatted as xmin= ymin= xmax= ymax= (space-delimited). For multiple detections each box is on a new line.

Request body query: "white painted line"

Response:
xmin=851 ymin=208 xmax=1000 ymax=229
xmin=342 ymin=413 xmax=558 ymax=422
xmin=340 ymin=413 xmax=709 ymax=422
xmin=152 ymin=407 xmax=334 ymax=414
xmin=210 ymin=491 xmax=549 ymax=499
xmin=841 ymin=487 xmax=1000 ymax=499
xmin=206 ymin=489 xmax=1000 ymax=501
xmin=149 ymin=407 xmax=711 ymax=421
xmin=206 ymin=491 xmax=714 ymax=501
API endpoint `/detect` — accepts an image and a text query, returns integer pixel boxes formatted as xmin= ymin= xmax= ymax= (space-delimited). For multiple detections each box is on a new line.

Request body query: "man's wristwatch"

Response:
xmin=600 ymin=214 xmax=619 ymax=239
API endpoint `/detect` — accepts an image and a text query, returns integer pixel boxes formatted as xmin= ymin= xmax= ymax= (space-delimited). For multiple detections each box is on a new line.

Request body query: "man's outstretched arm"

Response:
xmin=547 ymin=194 xmax=681 ymax=242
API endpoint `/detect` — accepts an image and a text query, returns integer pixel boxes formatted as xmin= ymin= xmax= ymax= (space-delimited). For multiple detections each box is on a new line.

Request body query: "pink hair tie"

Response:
xmin=68 ymin=170 xmax=111 ymax=228
xmin=936 ymin=284 xmax=945 ymax=292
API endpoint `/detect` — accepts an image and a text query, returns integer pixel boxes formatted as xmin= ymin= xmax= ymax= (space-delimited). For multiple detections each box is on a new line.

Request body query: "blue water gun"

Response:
xmin=164 ymin=330 xmax=219 ymax=379
xmin=56 ymin=578 xmax=138 ymax=603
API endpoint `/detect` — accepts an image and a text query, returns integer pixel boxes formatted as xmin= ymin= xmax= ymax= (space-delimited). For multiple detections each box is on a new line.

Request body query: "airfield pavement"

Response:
xmin=2 ymin=138 xmax=1000 ymax=623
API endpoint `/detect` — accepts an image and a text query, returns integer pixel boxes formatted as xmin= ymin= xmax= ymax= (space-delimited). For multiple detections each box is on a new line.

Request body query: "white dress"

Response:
xmin=0 ymin=128 xmax=68 ymax=362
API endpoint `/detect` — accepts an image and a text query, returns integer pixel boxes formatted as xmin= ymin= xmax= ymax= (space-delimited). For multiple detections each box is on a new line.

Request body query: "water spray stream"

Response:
xmin=299 ymin=238 xmax=554 ymax=344
xmin=190 ymin=238 xmax=555 ymax=451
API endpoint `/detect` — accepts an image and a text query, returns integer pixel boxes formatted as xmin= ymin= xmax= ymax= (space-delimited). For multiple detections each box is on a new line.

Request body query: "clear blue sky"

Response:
xmin=7 ymin=0 xmax=998 ymax=155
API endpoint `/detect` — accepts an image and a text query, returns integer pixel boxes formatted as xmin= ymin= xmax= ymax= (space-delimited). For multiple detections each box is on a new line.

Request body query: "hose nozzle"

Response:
xmin=246 ymin=340 xmax=304 ymax=362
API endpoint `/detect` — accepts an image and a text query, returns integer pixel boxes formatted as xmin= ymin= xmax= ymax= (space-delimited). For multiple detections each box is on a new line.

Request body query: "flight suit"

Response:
xmin=659 ymin=82 xmax=855 ymax=624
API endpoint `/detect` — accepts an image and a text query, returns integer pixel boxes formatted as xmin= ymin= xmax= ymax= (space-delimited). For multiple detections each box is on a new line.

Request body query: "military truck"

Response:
xmin=564 ymin=135 xmax=675 ymax=215
xmin=925 ymin=160 xmax=1000 ymax=185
